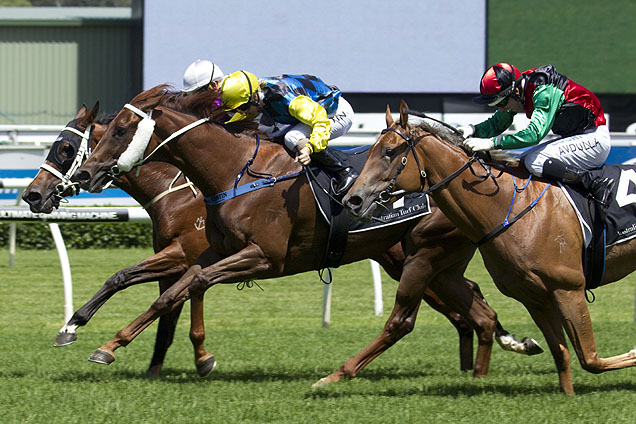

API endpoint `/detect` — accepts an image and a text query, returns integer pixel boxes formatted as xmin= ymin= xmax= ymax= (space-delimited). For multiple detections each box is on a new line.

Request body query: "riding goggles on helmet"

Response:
xmin=473 ymin=63 xmax=521 ymax=107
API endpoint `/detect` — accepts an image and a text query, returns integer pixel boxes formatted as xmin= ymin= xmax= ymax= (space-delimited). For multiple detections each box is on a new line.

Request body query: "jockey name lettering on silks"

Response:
xmin=558 ymin=139 xmax=601 ymax=155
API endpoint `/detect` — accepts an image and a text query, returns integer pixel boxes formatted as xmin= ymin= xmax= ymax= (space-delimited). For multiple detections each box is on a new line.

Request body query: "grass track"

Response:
xmin=1 ymin=248 xmax=635 ymax=423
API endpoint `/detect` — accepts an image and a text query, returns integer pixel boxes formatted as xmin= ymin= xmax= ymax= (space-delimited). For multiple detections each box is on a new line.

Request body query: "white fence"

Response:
xmin=2 ymin=115 xmax=636 ymax=322
xmin=0 ymin=181 xmax=382 ymax=327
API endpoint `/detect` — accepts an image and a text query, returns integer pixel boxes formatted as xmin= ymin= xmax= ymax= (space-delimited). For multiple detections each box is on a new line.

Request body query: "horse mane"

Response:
xmin=95 ymin=112 xmax=116 ymax=126
xmin=128 ymin=84 xmax=261 ymax=135
xmin=409 ymin=117 xmax=519 ymax=165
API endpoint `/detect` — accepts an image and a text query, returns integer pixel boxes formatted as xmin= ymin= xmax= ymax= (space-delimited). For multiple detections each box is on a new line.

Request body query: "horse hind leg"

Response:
xmin=188 ymin=244 xmax=273 ymax=377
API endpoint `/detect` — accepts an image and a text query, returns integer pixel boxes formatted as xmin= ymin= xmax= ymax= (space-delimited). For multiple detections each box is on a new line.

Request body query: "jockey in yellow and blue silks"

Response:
xmin=220 ymin=70 xmax=358 ymax=196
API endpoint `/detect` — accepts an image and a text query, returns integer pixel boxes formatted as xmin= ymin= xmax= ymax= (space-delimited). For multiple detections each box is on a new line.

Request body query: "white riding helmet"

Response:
xmin=182 ymin=59 xmax=225 ymax=93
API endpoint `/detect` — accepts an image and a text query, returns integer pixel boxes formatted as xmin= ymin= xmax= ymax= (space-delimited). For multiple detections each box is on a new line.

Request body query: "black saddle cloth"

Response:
xmin=307 ymin=146 xmax=431 ymax=268
xmin=560 ymin=164 xmax=636 ymax=289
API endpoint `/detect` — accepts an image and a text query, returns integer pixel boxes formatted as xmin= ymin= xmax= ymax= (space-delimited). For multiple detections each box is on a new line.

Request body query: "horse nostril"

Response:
xmin=73 ymin=170 xmax=91 ymax=188
xmin=22 ymin=190 xmax=41 ymax=204
xmin=347 ymin=195 xmax=362 ymax=207
xmin=345 ymin=195 xmax=363 ymax=213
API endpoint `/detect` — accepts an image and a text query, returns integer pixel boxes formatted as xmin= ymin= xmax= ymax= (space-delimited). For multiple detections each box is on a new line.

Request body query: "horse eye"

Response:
xmin=114 ymin=126 xmax=126 ymax=137
xmin=384 ymin=147 xmax=396 ymax=158
xmin=58 ymin=142 xmax=75 ymax=159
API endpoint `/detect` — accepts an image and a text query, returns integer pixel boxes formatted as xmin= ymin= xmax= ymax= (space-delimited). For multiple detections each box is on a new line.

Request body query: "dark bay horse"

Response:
xmin=71 ymin=86 xmax=539 ymax=382
xmin=343 ymin=101 xmax=636 ymax=395
xmin=23 ymin=103 xmax=208 ymax=377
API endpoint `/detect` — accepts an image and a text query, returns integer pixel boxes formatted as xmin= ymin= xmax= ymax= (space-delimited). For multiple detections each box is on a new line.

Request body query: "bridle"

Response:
xmin=377 ymin=126 xmax=426 ymax=203
xmin=40 ymin=125 xmax=92 ymax=198
xmin=376 ymin=125 xmax=485 ymax=205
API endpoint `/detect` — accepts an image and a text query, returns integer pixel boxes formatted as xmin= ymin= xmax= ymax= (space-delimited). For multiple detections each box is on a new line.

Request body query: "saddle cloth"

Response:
xmin=560 ymin=164 xmax=636 ymax=248
xmin=559 ymin=164 xmax=636 ymax=289
xmin=307 ymin=146 xmax=431 ymax=268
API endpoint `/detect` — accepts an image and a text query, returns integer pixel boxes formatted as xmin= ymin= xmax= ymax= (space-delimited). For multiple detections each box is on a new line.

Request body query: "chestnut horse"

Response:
xmin=71 ymin=86 xmax=538 ymax=381
xmin=343 ymin=101 xmax=636 ymax=395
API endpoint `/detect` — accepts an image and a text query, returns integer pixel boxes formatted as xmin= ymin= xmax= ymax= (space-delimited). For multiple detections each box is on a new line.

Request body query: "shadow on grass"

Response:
xmin=307 ymin=380 xmax=636 ymax=398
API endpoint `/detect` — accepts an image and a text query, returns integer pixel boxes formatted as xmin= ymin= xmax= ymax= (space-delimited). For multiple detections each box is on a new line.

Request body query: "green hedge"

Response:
xmin=0 ymin=222 xmax=153 ymax=249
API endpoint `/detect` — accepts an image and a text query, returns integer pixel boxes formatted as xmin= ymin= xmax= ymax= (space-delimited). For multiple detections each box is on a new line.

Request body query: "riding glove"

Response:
xmin=463 ymin=137 xmax=495 ymax=152
xmin=457 ymin=125 xmax=475 ymax=138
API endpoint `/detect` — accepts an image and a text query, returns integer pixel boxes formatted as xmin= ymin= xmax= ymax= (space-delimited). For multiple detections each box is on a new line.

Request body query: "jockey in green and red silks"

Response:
xmin=459 ymin=63 xmax=614 ymax=206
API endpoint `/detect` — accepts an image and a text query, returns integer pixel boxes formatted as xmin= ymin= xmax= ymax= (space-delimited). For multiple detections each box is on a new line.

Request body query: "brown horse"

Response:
xmin=71 ymin=85 xmax=539 ymax=381
xmin=343 ymin=101 xmax=636 ymax=395
xmin=22 ymin=103 xmax=208 ymax=377
xmin=25 ymin=103 xmax=519 ymax=378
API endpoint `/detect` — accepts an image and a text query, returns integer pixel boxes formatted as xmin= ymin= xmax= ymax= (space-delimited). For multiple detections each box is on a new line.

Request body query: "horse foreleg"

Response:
xmin=88 ymin=264 xmax=202 ymax=365
xmin=372 ymin=246 xmax=475 ymax=372
xmin=146 ymin=278 xmax=185 ymax=378
xmin=55 ymin=242 xmax=188 ymax=347
xmin=553 ymin=289 xmax=636 ymax=374
xmin=524 ymin=303 xmax=574 ymax=395
xmin=188 ymin=244 xmax=272 ymax=377
xmin=426 ymin=274 xmax=497 ymax=378
xmin=313 ymin=266 xmax=425 ymax=387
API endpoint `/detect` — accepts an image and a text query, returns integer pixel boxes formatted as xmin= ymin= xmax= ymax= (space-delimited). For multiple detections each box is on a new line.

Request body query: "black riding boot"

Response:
xmin=542 ymin=158 xmax=614 ymax=206
xmin=311 ymin=147 xmax=359 ymax=196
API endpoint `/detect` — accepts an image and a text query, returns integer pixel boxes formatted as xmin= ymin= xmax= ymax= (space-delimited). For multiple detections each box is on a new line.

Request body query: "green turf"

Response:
xmin=0 ymin=248 xmax=635 ymax=423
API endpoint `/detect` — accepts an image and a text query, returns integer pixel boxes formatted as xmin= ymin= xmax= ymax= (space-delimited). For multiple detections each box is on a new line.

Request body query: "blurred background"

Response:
xmin=1 ymin=0 xmax=635 ymax=190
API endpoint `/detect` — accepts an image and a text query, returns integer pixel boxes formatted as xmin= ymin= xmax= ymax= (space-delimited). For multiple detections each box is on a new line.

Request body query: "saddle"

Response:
xmin=306 ymin=146 xmax=431 ymax=269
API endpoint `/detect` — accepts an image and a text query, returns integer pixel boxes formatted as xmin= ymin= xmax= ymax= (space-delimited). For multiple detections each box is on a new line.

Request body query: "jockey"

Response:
xmin=182 ymin=59 xmax=225 ymax=93
xmin=219 ymin=70 xmax=358 ymax=196
xmin=460 ymin=63 xmax=614 ymax=205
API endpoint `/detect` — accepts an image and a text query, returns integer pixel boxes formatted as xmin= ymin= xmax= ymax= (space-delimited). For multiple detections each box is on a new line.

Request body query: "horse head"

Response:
xmin=22 ymin=102 xmax=99 ymax=213
xmin=344 ymin=100 xmax=434 ymax=220
xmin=73 ymin=85 xmax=172 ymax=193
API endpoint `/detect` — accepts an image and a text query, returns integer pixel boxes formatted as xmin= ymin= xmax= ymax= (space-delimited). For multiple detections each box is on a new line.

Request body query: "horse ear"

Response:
xmin=86 ymin=101 xmax=99 ymax=122
xmin=399 ymin=100 xmax=409 ymax=126
xmin=152 ymin=107 xmax=163 ymax=119
xmin=74 ymin=104 xmax=88 ymax=119
xmin=385 ymin=104 xmax=394 ymax=127
xmin=77 ymin=101 xmax=99 ymax=128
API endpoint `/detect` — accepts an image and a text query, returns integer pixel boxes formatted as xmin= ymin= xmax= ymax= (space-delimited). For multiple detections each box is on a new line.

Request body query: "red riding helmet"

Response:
xmin=473 ymin=63 xmax=521 ymax=106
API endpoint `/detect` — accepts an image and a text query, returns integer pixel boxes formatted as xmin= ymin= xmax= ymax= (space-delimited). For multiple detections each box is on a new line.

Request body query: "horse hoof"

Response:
xmin=88 ymin=349 xmax=115 ymax=365
xmin=196 ymin=355 xmax=217 ymax=377
xmin=522 ymin=337 xmax=544 ymax=355
xmin=312 ymin=377 xmax=329 ymax=388
xmin=53 ymin=331 xmax=77 ymax=347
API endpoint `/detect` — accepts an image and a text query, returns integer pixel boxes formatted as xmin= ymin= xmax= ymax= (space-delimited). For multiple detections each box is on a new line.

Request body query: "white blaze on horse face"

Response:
xmin=117 ymin=116 xmax=156 ymax=173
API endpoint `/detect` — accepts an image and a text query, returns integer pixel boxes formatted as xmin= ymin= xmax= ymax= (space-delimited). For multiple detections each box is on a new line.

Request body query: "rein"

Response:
xmin=204 ymin=134 xmax=305 ymax=205
xmin=112 ymin=103 xmax=209 ymax=176
xmin=377 ymin=122 xmax=550 ymax=246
